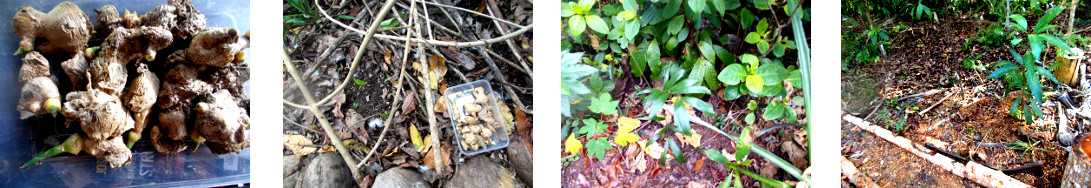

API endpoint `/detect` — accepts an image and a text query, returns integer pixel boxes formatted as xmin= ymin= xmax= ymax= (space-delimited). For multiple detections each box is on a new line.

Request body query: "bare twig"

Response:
xmin=300 ymin=0 xmax=399 ymax=107
xmin=485 ymin=0 xmax=532 ymax=75
xmin=918 ymin=92 xmax=952 ymax=115
xmin=316 ymin=0 xmax=534 ymax=47
xmin=842 ymin=156 xmax=880 ymax=188
xmin=283 ymin=50 xmax=359 ymax=177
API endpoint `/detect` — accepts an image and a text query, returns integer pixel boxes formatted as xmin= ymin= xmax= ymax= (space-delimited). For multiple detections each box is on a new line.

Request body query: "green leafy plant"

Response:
xmin=1007 ymin=140 xmax=1043 ymax=156
xmin=913 ymin=0 xmax=932 ymax=20
xmin=705 ymin=127 xmax=793 ymax=187
xmin=578 ymin=118 xmax=608 ymax=139
xmin=589 ymin=93 xmax=620 ymax=115
xmin=284 ymin=0 xmax=317 ymax=27
xmin=639 ymin=63 xmax=714 ymax=135
xmin=562 ymin=0 xmax=610 ymax=37
xmin=585 ymin=137 xmax=614 ymax=161
xmin=561 ymin=51 xmax=597 ymax=117
xmin=989 ymin=7 xmax=1072 ymax=124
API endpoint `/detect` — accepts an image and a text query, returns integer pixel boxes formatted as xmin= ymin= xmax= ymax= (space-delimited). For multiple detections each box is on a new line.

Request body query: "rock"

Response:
xmin=284 ymin=172 xmax=301 ymax=188
xmin=284 ymin=155 xmax=302 ymax=177
xmin=372 ymin=168 xmax=430 ymax=188
xmin=447 ymin=156 xmax=515 ymax=188
xmin=301 ymin=153 xmax=356 ymax=188
xmin=506 ymin=137 xmax=532 ymax=185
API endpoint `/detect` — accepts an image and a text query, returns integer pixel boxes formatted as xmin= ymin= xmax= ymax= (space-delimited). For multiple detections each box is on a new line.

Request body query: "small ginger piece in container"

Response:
xmin=18 ymin=51 xmax=50 ymax=83
xmin=194 ymin=90 xmax=250 ymax=145
xmin=61 ymin=90 xmax=134 ymax=141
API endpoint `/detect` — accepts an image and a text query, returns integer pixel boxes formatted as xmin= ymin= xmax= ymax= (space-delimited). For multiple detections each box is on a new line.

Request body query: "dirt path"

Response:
xmin=842 ymin=15 xmax=1070 ymax=187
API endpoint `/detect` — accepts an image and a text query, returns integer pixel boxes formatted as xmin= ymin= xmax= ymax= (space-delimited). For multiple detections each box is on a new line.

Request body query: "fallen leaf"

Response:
xmin=284 ymin=135 xmax=318 ymax=155
xmin=693 ymin=157 xmax=705 ymax=171
xmin=421 ymin=134 xmax=433 ymax=155
xmin=626 ymin=144 xmax=647 ymax=173
xmin=639 ymin=139 xmax=665 ymax=159
xmin=330 ymin=92 xmax=346 ymax=118
xmin=614 ymin=117 xmax=641 ymax=146
xmin=675 ymin=132 xmax=702 ymax=148
xmin=342 ymin=139 xmax=371 ymax=153
xmin=410 ymin=123 xmax=424 ymax=150
xmin=401 ymin=90 xmax=418 ymax=114
xmin=428 ymin=56 xmax=448 ymax=89
xmin=496 ymin=96 xmax=515 ymax=133
xmin=565 ymin=133 xmax=583 ymax=155
xmin=383 ymin=50 xmax=392 ymax=64
xmin=794 ymin=128 xmax=808 ymax=148
xmin=687 ymin=182 xmax=705 ymax=188
xmin=514 ymin=104 xmax=530 ymax=133
xmin=435 ymin=96 xmax=449 ymax=118
xmin=423 ymin=143 xmax=450 ymax=169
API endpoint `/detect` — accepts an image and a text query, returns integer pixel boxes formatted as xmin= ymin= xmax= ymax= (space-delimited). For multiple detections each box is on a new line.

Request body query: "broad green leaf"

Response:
xmin=1036 ymin=66 xmax=1060 ymax=85
xmin=625 ymin=20 xmax=640 ymax=41
xmin=725 ymin=0 xmax=741 ymax=10
xmin=623 ymin=0 xmax=639 ymax=12
xmin=561 ymin=3 xmax=575 ymax=17
xmin=682 ymin=96 xmax=714 ymax=115
xmin=757 ymin=19 xmax=768 ymax=34
xmin=745 ymin=75 xmax=764 ymax=94
xmin=589 ymin=93 xmax=620 ymax=115
xmin=786 ymin=70 xmax=802 ymax=87
xmin=757 ymin=41 xmax=770 ymax=54
xmin=699 ymin=41 xmax=716 ymax=62
xmin=644 ymin=89 xmax=670 ymax=116
xmin=668 ymin=16 xmax=686 ymax=35
xmin=763 ymin=102 xmax=785 ymax=120
xmin=631 ymin=42 xmax=648 ymax=77
xmin=688 ymin=0 xmax=706 ymax=14
xmin=578 ymin=0 xmax=595 ymax=11
xmin=773 ymin=42 xmax=786 ymax=57
xmin=710 ymin=0 xmax=728 ymax=15
xmin=690 ymin=59 xmax=718 ymax=90
xmin=988 ymin=64 xmax=1018 ymax=79
xmin=748 ymin=100 xmax=758 ymax=111
xmin=740 ymin=9 xmax=754 ymax=28
xmin=739 ymin=54 xmax=759 ymax=65
xmin=617 ymin=11 xmax=637 ymax=21
xmin=744 ymin=113 xmax=755 ymax=124
xmin=1028 ymin=34 xmax=1044 ymax=59
xmin=662 ymin=0 xmax=684 ymax=19
xmin=1009 ymin=14 xmax=1027 ymax=31
xmin=1027 ymin=65 xmax=1042 ymax=104
xmin=718 ymin=64 xmax=748 ymax=84
xmin=724 ymin=85 xmax=743 ymax=100
xmin=648 ymin=40 xmax=662 ymax=76
xmin=1039 ymin=34 xmax=1073 ymax=55
xmin=714 ymin=45 xmax=735 ymax=64
xmin=755 ymin=64 xmax=788 ymax=86
xmin=745 ymin=32 xmax=761 ymax=44
xmin=569 ymin=15 xmax=586 ymax=37
xmin=705 ymin=149 xmax=731 ymax=163
xmin=1034 ymin=7 xmax=1065 ymax=34
xmin=586 ymin=137 xmax=614 ymax=161
xmin=673 ymin=103 xmax=692 ymax=135
xmin=753 ymin=0 xmax=771 ymax=10
xmin=585 ymin=14 xmax=610 ymax=34
xmin=735 ymin=127 xmax=753 ymax=161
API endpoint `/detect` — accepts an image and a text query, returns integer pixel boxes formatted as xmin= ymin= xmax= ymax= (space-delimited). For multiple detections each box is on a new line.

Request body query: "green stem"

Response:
xmin=22 ymin=135 xmax=81 ymax=168
xmin=726 ymin=163 xmax=792 ymax=188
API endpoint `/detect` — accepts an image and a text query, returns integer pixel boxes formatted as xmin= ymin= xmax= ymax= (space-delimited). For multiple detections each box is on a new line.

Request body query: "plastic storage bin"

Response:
xmin=444 ymin=80 xmax=509 ymax=156
xmin=0 ymin=0 xmax=250 ymax=187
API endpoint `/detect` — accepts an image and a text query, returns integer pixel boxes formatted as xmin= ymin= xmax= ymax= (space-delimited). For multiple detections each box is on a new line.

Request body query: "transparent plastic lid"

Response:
xmin=0 ymin=0 xmax=250 ymax=187
xmin=444 ymin=80 xmax=510 ymax=156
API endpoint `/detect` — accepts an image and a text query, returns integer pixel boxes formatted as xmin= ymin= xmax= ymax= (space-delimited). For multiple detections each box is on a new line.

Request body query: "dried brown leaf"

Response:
xmin=422 ymin=143 xmax=450 ymax=169
xmin=284 ymin=135 xmax=317 ymax=155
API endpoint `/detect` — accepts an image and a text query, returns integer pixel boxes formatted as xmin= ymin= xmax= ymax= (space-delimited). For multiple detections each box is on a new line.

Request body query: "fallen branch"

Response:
xmin=918 ymin=92 xmax=952 ymax=115
xmin=896 ymin=89 xmax=943 ymax=102
xmin=842 ymin=114 xmax=1030 ymax=188
xmin=841 ymin=156 xmax=879 ymax=188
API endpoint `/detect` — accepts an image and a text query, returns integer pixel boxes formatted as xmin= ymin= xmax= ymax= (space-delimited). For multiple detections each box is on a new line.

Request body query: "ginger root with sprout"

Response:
xmin=62 ymin=90 xmax=134 ymax=141
xmin=12 ymin=2 xmax=91 ymax=56
xmin=194 ymin=90 xmax=249 ymax=146
xmin=185 ymin=27 xmax=249 ymax=67
xmin=456 ymin=87 xmax=504 ymax=151
xmin=19 ymin=77 xmax=61 ymax=119
xmin=157 ymin=64 xmax=212 ymax=140
xmin=150 ymin=125 xmax=187 ymax=153
xmin=22 ymin=134 xmax=131 ymax=168
xmin=122 ymin=63 xmax=159 ymax=146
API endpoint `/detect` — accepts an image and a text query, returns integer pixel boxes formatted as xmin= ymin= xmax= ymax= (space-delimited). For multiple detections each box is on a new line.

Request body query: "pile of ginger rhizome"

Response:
xmin=14 ymin=0 xmax=250 ymax=168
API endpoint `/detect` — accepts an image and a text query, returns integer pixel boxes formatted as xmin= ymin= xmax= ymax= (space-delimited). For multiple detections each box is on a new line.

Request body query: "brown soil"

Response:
xmin=842 ymin=15 xmax=1073 ymax=187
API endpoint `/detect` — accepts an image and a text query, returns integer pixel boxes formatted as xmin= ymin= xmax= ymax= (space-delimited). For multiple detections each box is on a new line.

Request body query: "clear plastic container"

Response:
xmin=0 ymin=0 xmax=250 ymax=187
xmin=444 ymin=80 xmax=509 ymax=156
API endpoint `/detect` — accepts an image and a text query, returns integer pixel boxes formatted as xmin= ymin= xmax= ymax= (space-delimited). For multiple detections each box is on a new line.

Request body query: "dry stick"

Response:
xmin=408 ymin=0 xmax=445 ymax=175
xmin=896 ymin=89 xmax=944 ymax=102
xmin=317 ymin=0 xmax=534 ymax=47
xmin=842 ymin=114 xmax=1031 ymax=188
xmin=485 ymin=0 xmax=532 ymax=75
xmin=476 ymin=42 xmax=533 ymax=114
xmin=486 ymin=49 xmax=531 ymax=76
xmin=308 ymin=1 xmax=532 ymax=108
xmin=283 ymin=51 xmax=360 ymax=179
xmin=841 ymin=156 xmax=880 ymax=188
xmin=918 ymin=92 xmax=953 ymax=115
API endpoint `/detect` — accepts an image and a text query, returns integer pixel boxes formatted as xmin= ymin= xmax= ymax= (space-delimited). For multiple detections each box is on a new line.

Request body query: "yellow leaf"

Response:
xmin=565 ymin=133 xmax=583 ymax=155
xmin=283 ymin=135 xmax=317 ymax=155
xmin=410 ymin=123 xmax=424 ymax=150
xmin=614 ymin=117 xmax=641 ymax=146
xmin=670 ymin=96 xmax=692 ymax=109
xmin=675 ymin=132 xmax=702 ymax=148
xmin=639 ymin=139 xmax=664 ymax=159
xmin=342 ymin=139 xmax=371 ymax=153
xmin=615 ymin=132 xmax=639 ymax=147
xmin=421 ymin=134 xmax=433 ymax=155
